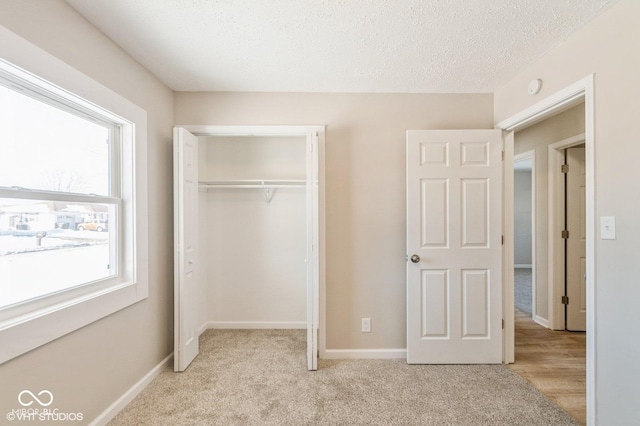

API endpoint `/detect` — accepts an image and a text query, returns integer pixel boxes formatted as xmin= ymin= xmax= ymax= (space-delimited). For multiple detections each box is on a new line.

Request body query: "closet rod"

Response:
xmin=199 ymin=184 xmax=305 ymax=189
xmin=198 ymin=179 xmax=307 ymax=189
xmin=198 ymin=180 xmax=308 ymax=203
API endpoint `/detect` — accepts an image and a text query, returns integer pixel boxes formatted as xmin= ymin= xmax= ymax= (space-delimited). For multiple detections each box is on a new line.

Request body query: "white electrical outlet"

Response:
xmin=361 ymin=318 xmax=371 ymax=333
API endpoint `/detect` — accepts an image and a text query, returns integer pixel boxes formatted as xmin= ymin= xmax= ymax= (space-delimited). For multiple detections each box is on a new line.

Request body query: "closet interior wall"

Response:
xmin=198 ymin=135 xmax=308 ymax=328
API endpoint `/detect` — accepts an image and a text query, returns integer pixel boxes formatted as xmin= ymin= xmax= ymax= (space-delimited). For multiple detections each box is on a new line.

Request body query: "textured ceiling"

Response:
xmin=65 ymin=0 xmax=617 ymax=93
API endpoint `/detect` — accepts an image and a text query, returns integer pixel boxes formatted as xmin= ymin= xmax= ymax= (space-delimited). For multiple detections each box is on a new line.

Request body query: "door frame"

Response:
xmin=548 ymin=134 xmax=586 ymax=330
xmin=513 ymin=150 xmax=537 ymax=321
xmin=177 ymin=125 xmax=326 ymax=370
xmin=496 ymin=74 xmax=595 ymax=424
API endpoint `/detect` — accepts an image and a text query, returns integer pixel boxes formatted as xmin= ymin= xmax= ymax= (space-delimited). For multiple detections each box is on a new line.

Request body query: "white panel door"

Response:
xmin=406 ymin=130 xmax=503 ymax=364
xmin=174 ymin=127 xmax=200 ymax=371
xmin=566 ymin=146 xmax=586 ymax=331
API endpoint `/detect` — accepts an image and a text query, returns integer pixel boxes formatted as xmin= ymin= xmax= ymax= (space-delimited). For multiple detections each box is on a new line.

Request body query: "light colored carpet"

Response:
xmin=109 ymin=330 xmax=578 ymax=425
xmin=515 ymin=268 xmax=533 ymax=315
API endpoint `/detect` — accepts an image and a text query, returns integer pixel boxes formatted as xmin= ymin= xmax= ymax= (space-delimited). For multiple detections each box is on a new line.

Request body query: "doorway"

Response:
xmin=548 ymin=135 xmax=587 ymax=331
xmin=511 ymin=129 xmax=587 ymax=423
xmin=498 ymin=75 xmax=594 ymax=424
xmin=174 ymin=125 xmax=325 ymax=372
xmin=513 ymin=151 xmax=535 ymax=321
xmin=565 ymin=145 xmax=586 ymax=331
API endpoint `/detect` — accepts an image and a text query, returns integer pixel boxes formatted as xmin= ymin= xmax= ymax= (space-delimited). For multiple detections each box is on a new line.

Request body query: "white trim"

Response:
xmin=176 ymin=124 xmax=320 ymax=137
xmin=547 ymin=134 xmax=586 ymax=330
xmin=502 ymin=131 xmax=515 ymax=364
xmin=496 ymin=77 xmax=588 ymax=132
xmin=514 ymin=264 xmax=533 ymax=268
xmin=585 ymin=76 xmax=596 ymax=426
xmin=323 ymin=349 xmax=407 ymax=360
xmin=530 ymin=152 xmax=537 ymax=323
xmin=497 ymin=74 xmax=595 ymax=425
xmin=198 ymin=321 xmax=208 ymax=336
xmin=306 ymin=130 xmax=318 ymax=370
xmin=207 ymin=321 xmax=307 ymax=329
xmin=533 ymin=315 xmax=550 ymax=329
xmin=89 ymin=354 xmax=172 ymax=426
xmin=318 ymin=134 xmax=327 ymax=362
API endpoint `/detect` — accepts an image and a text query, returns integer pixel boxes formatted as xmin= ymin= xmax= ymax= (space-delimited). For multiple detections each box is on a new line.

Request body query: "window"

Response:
xmin=0 ymin=42 xmax=148 ymax=364
xmin=0 ymin=83 xmax=119 ymax=309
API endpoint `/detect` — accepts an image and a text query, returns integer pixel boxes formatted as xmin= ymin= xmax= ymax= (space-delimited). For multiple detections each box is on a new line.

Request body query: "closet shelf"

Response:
xmin=198 ymin=180 xmax=309 ymax=203
xmin=198 ymin=179 xmax=307 ymax=189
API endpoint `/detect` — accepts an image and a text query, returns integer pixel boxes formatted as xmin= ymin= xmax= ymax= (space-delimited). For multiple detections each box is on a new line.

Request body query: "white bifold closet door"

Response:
xmin=173 ymin=127 xmax=200 ymax=372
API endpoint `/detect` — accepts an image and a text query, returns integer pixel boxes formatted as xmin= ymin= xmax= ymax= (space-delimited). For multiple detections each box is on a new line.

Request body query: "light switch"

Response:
xmin=600 ymin=216 xmax=616 ymax=240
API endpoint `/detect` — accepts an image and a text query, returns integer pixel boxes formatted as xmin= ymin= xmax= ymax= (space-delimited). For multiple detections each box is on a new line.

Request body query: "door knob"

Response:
xmin=410 ymin=254 xmax=420 ymax=263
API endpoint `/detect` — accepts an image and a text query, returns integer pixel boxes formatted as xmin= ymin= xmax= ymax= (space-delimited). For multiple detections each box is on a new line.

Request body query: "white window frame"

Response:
xmin=0 ymin=30 xmax=148 ymax=364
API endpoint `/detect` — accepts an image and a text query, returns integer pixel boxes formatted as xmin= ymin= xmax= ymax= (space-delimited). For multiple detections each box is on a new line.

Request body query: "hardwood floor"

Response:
xmin=507 ymin=309 xmax=586 ymax=425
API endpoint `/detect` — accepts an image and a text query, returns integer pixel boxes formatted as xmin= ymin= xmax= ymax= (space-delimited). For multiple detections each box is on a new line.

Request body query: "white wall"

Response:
xmin=175 ymin=92 xmax=494 ymax=350
xmin=0 ymin=1 xmax=174 ymax=422
xmin=495 ymin=0 xmax=640 ymax=423
xmin=199 ymin=136 xmax=307 ymax=326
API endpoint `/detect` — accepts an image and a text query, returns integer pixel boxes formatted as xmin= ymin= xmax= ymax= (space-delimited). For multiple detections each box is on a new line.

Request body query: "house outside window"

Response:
xmin=0 ymin=81 xmax=119 ymax=308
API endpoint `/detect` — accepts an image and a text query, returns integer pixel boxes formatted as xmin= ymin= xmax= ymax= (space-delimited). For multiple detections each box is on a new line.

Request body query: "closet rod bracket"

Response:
xmin=263 ymin=184 xmax=275 ymax=204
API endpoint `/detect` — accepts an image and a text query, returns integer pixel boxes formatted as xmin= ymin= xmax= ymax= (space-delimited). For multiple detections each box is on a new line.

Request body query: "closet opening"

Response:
xmin=174 ymin=126 xmax=324 ymax=372
xmin=200 ymin=134 xmax=307 ymax=332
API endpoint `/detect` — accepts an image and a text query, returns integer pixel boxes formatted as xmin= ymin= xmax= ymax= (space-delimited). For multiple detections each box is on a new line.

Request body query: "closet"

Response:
xmin=173 ymin=126 xmax=323 ymax=372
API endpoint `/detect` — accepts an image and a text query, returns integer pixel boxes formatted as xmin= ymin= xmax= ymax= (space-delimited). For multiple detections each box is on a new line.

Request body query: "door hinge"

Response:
xmin=501 ymin=235 xmax=504 ymax=245
xmin=561 ymin=164 xmax=569 ymax=173
xmin=501 ymin=151 xmax=504 ymax=161
xmin=502 ymin=319 xmax=504 ymax=329
xmin=562 ymin=295 xmax=569 ymax=305
xmin=561 ymin=230 xmax=569 ymax=239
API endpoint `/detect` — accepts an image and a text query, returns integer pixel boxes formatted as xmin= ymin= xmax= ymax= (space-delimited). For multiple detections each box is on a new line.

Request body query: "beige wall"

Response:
xmin=495 ymin=0 xmax=640 ymax=423
xmin=514 ymin=104 xmax=585 ymax=321
xmin=175 ymin=92 xmax=494 ymax=350
xmin=0 ymin=0 xmax=174 ymax=422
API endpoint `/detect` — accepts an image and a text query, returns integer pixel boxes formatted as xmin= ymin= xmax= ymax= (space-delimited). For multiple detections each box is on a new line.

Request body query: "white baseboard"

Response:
xmin=322 ymin=349 xmax=407 ymax=360
xmin=198 ymin=321 xmax=208 ymax=335
xmin=514 ymin=264 xmax=533 ymax=268
xmin=207 ymin=321 xmax=306 ymax=329
xmin=90 ymin=353 xmax=172 ymax=426
xmin=534 ymin=315 xmax=550 ymax=328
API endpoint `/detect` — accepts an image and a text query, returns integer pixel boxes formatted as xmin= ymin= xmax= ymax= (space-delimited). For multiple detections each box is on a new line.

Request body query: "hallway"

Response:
xmin=508 ymin=309 xmax=587 ymax=425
